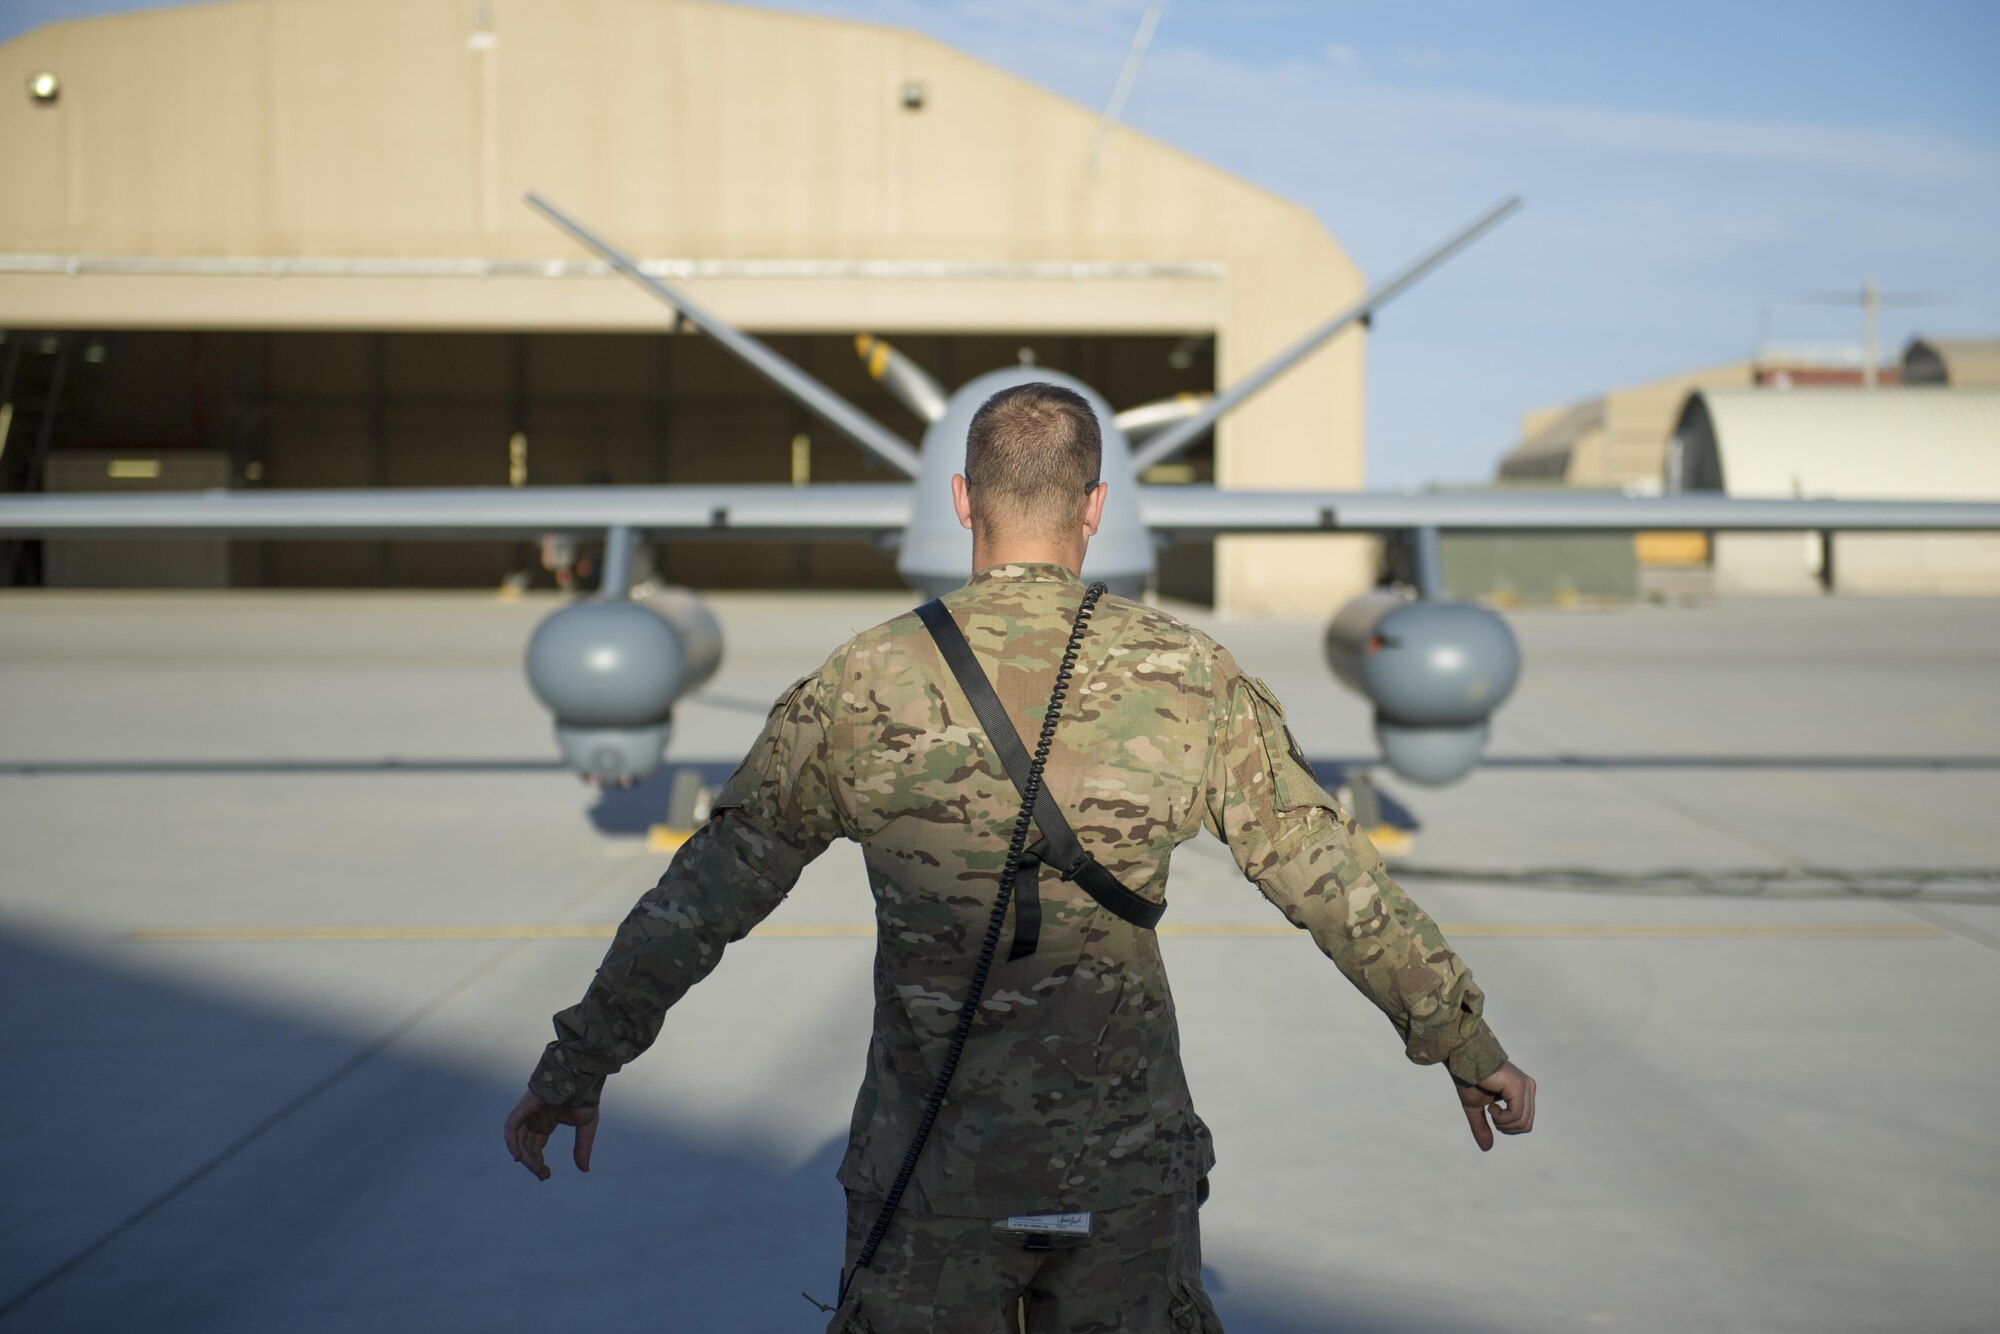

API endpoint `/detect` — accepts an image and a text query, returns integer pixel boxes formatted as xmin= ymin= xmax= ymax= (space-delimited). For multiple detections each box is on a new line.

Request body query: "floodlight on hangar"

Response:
xmin=899 ymin=79 xmax=926 ymax=111
xmin=27 ymin=71 xmax=59 ymax=105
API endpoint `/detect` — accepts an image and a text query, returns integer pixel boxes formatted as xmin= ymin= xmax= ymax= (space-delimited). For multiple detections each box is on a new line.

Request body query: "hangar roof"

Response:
xmin=0 ymin=0 xmax=1359 ymax=341
xmin=1497 ymin=361 xmax=1752 ymax=487
xmin=1673 ymin=387 xmax=2000 ymax=499
xmin=0 ymin=0 xmax=1346 ymax=269
xmin=1903 ymin=339 xmax=2000 ymax=388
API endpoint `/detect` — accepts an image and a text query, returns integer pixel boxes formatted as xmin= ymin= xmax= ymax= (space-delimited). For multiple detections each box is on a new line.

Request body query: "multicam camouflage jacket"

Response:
xmin=530 ymin=561 xmax=1507 ymax=1216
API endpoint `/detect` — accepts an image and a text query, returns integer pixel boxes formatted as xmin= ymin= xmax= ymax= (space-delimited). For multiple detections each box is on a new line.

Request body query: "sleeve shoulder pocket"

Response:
xmin=712 ymin=673 xmax=816 ymax=814
xmin=1242 ymin=675 xmax=1337 ymax=814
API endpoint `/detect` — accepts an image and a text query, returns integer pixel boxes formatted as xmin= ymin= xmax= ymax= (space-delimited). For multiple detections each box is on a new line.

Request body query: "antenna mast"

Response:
xmin=1087 ymin=1 xmax=1165 ymax=176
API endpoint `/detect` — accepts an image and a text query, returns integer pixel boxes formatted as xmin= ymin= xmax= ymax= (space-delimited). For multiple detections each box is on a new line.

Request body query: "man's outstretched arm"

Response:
xmin=507 ymin=669 xmax=846 ymax=1174
xmin=1199 ymin=654 xmax=1534 ymax=1147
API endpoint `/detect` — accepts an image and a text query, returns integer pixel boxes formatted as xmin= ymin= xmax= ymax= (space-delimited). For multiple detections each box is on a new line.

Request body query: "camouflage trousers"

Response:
xmin=826 ymin=1186 xmax=1222 ymax=1334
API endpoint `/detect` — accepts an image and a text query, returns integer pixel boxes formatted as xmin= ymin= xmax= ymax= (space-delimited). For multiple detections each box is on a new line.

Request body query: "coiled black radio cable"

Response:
xmin=826 ymin=581 xmax=1106 ymax=1313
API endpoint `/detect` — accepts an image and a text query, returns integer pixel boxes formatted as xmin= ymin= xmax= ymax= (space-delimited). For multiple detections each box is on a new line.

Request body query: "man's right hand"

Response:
xmin=503 ymin=1090 xmax=599 ymax=1181
xmin=1456 ymin=1061 xmax=1536 ymax=1151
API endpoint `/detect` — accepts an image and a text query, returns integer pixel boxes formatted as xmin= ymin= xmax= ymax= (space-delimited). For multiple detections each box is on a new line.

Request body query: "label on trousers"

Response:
xmin=998 ymin=1212 xmax=1092 ymax=1236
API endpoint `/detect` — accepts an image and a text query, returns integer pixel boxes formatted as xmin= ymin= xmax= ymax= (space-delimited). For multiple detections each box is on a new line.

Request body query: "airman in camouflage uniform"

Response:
xmin=505 ymin=383 xmax=1535 ymax=1333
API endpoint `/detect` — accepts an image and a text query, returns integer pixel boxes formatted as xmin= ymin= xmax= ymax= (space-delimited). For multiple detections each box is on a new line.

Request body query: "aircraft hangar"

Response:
xmin=1672 ymin=385 xmax=2000 ymax=595
xmin=1492 ymin=341 xmax=2000 ymax=600
xmin=0 ymin=0 xmax=1371 ymax=614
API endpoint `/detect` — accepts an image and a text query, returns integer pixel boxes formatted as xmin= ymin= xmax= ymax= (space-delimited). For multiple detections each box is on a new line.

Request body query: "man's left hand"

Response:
xmin=503 ymin=1090 xmax=598 ymax=1181
xmin=1456 ymin=1061 xmax=1536 ymax=1151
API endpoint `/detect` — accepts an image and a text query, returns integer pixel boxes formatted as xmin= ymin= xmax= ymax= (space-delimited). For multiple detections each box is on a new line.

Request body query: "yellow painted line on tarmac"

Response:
xmin=646 ymin=826 xmax=693 ymax=854
xmin=130 ymin=923 xmax=618 ymax=942
xmin=1431 ymin=921 xmax=1940 ymax=939
xmin=128 ymin=920 xmax=1942 ymax=943
xmin=1154 ymin=921 xmax=1933 ymax=940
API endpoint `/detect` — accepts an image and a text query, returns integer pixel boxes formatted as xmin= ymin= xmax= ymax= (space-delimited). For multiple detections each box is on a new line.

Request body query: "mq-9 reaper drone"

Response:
xmin=6 ymin=193 xmax=1998 ymax=829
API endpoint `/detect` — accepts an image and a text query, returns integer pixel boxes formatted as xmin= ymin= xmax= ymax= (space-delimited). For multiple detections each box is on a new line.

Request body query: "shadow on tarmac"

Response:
xmin=14 ymin=750 xmax=2000 ymax=783
xmin=0 ymin=758 xmax=567 ymax=775
xmin=1463 ymin=754 xmax=2000 ymax=771
xmin=1394 ymin=863 xmax=2000 ymax=904
xmin=588 ymin=760 xmax=743 ymax=836
xmin=0 ymin=928 xmax=1456 ymax=1334
xmin=1306 ymin=763 xmax=1421 ymax=833
xmin=9 ymin=752 xmax=2000 ymax=778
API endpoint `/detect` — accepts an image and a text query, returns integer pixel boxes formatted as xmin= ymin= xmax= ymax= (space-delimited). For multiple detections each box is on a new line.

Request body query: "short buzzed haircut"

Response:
xmin=963 ymin=382 xmax=1102 ymax=540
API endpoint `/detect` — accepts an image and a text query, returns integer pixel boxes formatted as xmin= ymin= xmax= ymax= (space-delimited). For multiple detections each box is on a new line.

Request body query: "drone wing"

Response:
xmin=1136 ymin=487 xmax=2000 ymax=537
xmin=0 ymin=483 xmax=915 ymax=540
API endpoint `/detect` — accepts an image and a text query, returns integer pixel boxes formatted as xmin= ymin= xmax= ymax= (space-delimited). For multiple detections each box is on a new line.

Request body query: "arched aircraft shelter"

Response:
xmin=0 ymin=0 xmax=1371 ymax=613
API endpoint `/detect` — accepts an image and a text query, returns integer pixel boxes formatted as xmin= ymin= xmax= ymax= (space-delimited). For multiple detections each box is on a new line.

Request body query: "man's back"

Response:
xmin=819 ymin=560 xmax=1223 ymax=1215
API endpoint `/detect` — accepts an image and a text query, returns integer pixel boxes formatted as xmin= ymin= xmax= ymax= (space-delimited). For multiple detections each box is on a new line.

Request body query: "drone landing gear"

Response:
xmin=646 ymin=767 xmax=713 ymax=853
xmin=1339 ymin=770 xmax=1416 ymax=858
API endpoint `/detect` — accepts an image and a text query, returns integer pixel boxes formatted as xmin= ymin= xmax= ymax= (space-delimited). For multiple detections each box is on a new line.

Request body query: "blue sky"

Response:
xmin=4 ymin=0 xmax=1996 ymax=486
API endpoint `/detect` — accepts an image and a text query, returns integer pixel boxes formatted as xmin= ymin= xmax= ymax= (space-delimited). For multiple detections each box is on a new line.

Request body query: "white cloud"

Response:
xmin=1324 ymin=42 xmax=1360 ymax=69
xmin=763 ymin=3 xmax=1999 ymax=483
xmin=1394 ymin=46 xmax=1454 ymax=72
xmin=1020 ymin=43 xmax=2000 ymax=480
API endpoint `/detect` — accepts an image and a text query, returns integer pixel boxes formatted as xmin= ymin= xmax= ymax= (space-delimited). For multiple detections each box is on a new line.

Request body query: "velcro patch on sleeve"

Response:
xmin=1244 ymin=676 xmax=1337 ymax=813
xmin=711 ymin=674 xmax=814 ymax=813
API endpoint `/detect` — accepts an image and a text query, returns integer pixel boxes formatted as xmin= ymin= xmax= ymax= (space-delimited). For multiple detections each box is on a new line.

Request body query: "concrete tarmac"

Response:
xmin=2 ymin=589 xmax=1997 ymax=1333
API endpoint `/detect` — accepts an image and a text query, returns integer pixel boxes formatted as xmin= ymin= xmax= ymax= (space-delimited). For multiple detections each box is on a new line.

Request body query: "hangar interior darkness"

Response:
xmin=5 ymin=328 xmax=1216 ymax=594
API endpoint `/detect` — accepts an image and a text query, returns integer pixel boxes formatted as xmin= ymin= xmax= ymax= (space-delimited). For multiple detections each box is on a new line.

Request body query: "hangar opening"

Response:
xmin=5 ymin=326 xmax=1216 ymax=593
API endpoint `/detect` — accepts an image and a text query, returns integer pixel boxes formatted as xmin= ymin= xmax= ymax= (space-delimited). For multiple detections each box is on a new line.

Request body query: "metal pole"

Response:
xmin=1087 ymin=0 xmax=1164 ymax=176
xmin=650 ymin=334 xmax=671 ymax=585
xmin=12 ymin=334 xmax=71 ymax=585
xmin=369 ymin=334 xmax=388 ymax=586
xmin=1410 ymin=526 xmax=1444 ymax=601
xmin=650 ymin=334 xmax=671 ymax=484
xmin=1863 ymin=276 xmax=1879 ymax=391
xmin=0 ymin=335 xmax=21 ymax=474
xmin=600 ymin=524 xmax=636 ymax=599
xmin=26 ymin=334 xmax=73 ymax=492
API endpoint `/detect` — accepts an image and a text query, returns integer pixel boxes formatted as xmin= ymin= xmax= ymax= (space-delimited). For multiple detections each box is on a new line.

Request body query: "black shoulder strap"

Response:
xmin=916 ymin=598 xmax=1166 ymax=945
